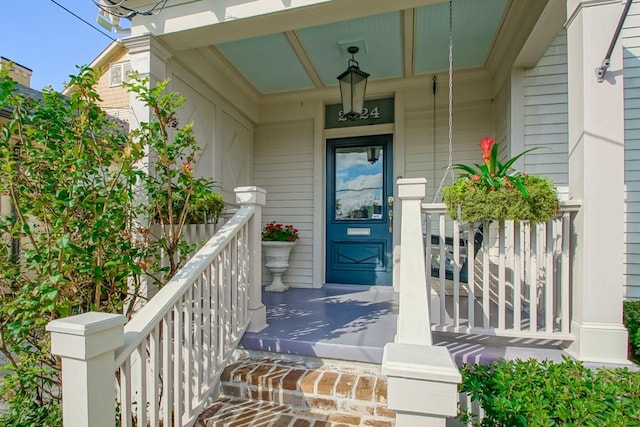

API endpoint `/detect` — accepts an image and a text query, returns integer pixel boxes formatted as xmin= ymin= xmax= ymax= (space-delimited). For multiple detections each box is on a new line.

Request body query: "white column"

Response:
xmin=124 ymin=34 xmax=174 ymax=127
xmin=565 ymin=0 xmax=629 ymax=364
xmin=47 ymin=312 xmax=126 ymax=427
xmin=235 ymin=186 xmax=268 ymax=332
xmin=396 ymin=178 xmax=431 ymax=345
xmin=382 ymin=178 xmax=460 ymax=427
xmin=123 ymin=34 xmax=174 ymax=305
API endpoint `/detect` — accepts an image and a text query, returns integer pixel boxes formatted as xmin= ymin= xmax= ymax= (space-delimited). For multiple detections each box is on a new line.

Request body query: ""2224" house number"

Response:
xmin=337 ymin=106 xmax=382 ymax=122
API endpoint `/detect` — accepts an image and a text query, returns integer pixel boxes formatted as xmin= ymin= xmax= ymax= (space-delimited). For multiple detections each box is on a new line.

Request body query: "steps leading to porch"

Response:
xmin=197 ymin=355 xmax=395 ymax=426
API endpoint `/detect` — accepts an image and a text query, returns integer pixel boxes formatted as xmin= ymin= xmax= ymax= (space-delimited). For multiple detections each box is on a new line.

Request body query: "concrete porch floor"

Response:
xmin=240 ymin=284 xmax=567 ymax=365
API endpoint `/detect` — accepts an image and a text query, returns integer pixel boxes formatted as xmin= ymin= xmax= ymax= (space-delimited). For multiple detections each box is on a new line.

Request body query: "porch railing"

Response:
xmin=47 ymin=187 xmax=267 ymax=427
xmin=423 ymin=200 xmax=581 ymax=340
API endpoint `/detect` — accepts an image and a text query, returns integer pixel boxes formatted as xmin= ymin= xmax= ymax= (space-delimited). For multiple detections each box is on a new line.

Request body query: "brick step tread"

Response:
xmin=221 ymin=357 xmax=389 ymax=406
xmin=197 ymin=397 xmax=395 ymax=427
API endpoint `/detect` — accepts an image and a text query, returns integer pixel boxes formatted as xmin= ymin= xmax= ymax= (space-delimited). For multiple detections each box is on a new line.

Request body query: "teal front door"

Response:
xmin=326 ymin=135 xmax=393 ymax=285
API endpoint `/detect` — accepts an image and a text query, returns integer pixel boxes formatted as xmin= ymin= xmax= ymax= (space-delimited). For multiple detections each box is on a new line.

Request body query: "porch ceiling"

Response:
xmin=207 ymin=0 xmax=509 ymax=94
xmin=155 ymin=0 xmax=520 ymax=95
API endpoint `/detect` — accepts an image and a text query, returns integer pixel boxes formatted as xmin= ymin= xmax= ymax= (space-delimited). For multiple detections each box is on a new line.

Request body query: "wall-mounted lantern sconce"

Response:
xmin=337 ymin=46 xmax=369 ymax=120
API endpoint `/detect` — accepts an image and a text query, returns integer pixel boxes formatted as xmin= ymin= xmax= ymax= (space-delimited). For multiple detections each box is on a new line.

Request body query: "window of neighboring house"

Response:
xmin=109 ymin=62 xmax=133 ymax=87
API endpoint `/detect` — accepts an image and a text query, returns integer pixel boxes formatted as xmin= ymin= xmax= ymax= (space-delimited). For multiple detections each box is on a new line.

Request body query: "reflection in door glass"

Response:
xmin=335 ymin=145 xmax=383 ymax=220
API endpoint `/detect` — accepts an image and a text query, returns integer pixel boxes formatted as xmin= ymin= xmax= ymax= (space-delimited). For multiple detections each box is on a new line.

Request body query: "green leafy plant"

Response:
xmin=443 ymin=137 xmax=558 ymax=223
xmin=459 ymin=357 xmax=640 ymax=426
xmin=125 ymin=74 xmax=219 ymax=282
xmin=154 ymin=176 xmax=224 ymax=224
xmin=261 ymin=222 xmax=299 ymax=242
xmin=624 ymin=300 xmax=640 ymax=361
xmin=0 ymin=66 xmax=145 ymax=425
xmin=0 ymin=67 xmax=216 ymax=425
xmin=453 ymin=137 xmax=538 ymax=197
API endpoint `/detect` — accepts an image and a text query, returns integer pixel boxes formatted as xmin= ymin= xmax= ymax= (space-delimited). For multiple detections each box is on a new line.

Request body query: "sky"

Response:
xmin=1 ymin=0 xmax=123 ymax=91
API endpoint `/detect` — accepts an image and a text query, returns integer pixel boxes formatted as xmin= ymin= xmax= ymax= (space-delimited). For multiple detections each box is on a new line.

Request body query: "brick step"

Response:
xmin=198 ymin=355 xmax=395 ymax=427
xmin=197 ymin=397 xmax=381 ymax=427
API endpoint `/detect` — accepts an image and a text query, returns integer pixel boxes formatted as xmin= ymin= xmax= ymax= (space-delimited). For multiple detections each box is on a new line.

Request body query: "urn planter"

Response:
xmin=262 ymin=241 xmax=295 ymax=292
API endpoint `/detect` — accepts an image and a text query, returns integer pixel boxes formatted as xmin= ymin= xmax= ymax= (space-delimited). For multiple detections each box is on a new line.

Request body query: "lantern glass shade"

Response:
xmin=366 ymin=146 xmax=381 ymax=164
xmin=338 ymin=65 xmax=369 ymax=120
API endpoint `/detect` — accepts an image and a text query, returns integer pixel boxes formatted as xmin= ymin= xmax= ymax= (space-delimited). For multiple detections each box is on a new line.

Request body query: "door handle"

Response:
xmin=388 ymin=209 xmax=393 ymax=233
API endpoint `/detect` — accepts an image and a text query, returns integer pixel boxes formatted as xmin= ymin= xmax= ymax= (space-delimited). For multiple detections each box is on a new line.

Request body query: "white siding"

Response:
xmin=494 ymin=79 xmax=509 ymax=151
xmin=405 ymin=102 xmax=495 ymax=202
xmin=623 ymin=3 xmax=640 ymax=299
xmin=522 ymin=31 xmax=569 ymax=187
xmin=254 ymin=120 xmax=315 ymax=287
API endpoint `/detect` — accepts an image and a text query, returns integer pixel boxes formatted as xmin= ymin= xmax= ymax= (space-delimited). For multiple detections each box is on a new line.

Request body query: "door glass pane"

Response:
xmin=334 ymin=145 xmax=384 ymax=220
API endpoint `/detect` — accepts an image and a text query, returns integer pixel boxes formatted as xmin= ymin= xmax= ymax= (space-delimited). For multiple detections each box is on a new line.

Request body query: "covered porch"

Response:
xmin=119 ymin=0 xmax=629 ymax=365
xmin=241 ymin=284 xmax=567 ymax=366
xmin=45 ymin=0 xmax=635 ymax=425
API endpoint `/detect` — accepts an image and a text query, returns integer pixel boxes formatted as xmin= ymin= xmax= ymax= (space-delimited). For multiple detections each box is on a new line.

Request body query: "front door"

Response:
xmin=326 ymin=135 xmax=393 ymax=285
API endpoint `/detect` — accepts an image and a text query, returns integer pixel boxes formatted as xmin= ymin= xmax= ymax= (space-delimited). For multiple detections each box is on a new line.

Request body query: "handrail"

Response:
xmin=422 ymin=200 xmax=583 ymax=214
xmin=115 ymin=205 xmax=255 ymax=366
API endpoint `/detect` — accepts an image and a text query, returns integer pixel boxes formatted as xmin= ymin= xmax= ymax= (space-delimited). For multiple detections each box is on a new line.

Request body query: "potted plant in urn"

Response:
xmin=261 ymin=222 xmax=299 ymax=292
xmin=442 ymin=137 xmax=558 ymax=224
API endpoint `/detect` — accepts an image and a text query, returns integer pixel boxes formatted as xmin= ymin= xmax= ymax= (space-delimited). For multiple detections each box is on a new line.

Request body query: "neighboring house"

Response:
xmin=0 ymin=58 xmax=42 ymax=219
xmin=63 ymin=41 xmax=132 ymax=123
xmin=47 ymin=0 xmax=640 ymax=425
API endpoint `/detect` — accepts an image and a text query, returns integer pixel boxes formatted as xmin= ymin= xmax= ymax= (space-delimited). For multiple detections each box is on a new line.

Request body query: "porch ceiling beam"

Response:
xmin=514 ymin=0 xmax=566 ymax=68
xmin=485 ymin=0 xmax=550 ymax=93
xmin=284 ymin=31 xmax=325 ymax=89
xmin=136 ymin=0 xmax=444 ymax=52
xmin=402 ymin=8 xmax=416 ymax=78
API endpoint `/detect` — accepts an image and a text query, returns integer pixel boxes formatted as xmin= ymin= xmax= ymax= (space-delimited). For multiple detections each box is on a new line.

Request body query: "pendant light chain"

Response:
xmin=433 ymin=0 xmax=455 ymax=202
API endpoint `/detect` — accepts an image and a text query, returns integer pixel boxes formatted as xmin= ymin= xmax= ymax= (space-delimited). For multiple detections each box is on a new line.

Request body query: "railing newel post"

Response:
xmin=382 ymin=178 xmax=461 ymax=427
xmin=47 ymin=312 xmax=126 ymax=427
xmin=234 ymin=186 xmax=268 ymax=333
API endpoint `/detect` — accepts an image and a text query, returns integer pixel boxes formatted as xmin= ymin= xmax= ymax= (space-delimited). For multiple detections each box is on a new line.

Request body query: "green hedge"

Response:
xmin=624 ymin=300 xmax=640 ymax=361
xmin=459 ymin=357 xmax=640 ymax=426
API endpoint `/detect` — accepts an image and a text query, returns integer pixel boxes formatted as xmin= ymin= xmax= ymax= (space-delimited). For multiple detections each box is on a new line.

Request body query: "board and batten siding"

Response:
xmin=522 ymin=30 xmax=569 ymax=187
xmin=623 ymin=3 xmax=640 ymax=300
xmin=253 ymin=120 xmax=315 ymax=288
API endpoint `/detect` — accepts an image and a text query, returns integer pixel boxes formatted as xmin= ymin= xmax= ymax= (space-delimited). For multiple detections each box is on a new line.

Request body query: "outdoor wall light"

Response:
xmin=337 ymin=46 xmax=369 ymax=120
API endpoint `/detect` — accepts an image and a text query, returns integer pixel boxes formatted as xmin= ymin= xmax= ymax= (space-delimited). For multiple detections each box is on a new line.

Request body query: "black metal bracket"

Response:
xmin=596 ymin=0 xmax=633 ymax=82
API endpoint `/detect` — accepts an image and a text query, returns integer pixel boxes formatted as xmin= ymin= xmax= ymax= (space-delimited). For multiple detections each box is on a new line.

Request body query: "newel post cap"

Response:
xmin=47 ymin=312 xmax=126 ymax=360
xmin=235 ymin=186 xmax=267 ymax=206
xmin=397 ymin=178 xmax=427 ymax=200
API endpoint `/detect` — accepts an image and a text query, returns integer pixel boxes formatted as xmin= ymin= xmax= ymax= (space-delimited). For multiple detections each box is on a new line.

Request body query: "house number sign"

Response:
xmin=325 ymin=97 xmax=394 ymax=129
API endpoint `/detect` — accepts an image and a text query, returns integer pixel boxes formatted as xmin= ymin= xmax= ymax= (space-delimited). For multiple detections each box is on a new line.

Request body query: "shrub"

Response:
xmin=154 ymin=178 xmax=224 ymax=224
xmin=0 ymin=67 xmax=147 ymax=425
xmin=624 ymin=300 xmax=640 ymax=361
xmin=0 ymin=67 xmax=214 ymax=425
xmin=459 ymin=357 xmax=640 ymax=426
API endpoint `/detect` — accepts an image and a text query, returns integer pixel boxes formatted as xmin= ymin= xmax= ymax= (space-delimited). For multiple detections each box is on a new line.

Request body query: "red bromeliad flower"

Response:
xmin=451 ymin=136 xmax=541 ymax=199
xmin=480 ymin=137 xmax=495 ymax=165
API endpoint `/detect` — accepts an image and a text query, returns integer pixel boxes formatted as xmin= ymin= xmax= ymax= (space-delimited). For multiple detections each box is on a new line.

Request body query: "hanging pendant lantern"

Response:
xmin=337 ymin=46 xmax=370 ymax=120
xmin=366 ymin=146 xmax=380 ymax=164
